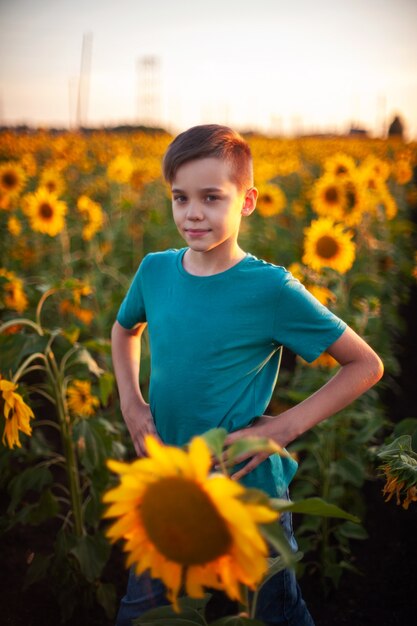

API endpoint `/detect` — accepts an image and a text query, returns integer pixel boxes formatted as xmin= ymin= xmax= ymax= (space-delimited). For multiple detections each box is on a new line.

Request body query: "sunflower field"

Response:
xmin=0 ymin=127 xmax=417 ymax=624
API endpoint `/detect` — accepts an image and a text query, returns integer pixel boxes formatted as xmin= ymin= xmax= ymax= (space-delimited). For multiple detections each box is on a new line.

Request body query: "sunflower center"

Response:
xmin=261 ymin=194 xmax=273 ymax=205
xmin=336 ymin=165 xmax=347 ymax=175
xmin=316 ymin=235 xmax=340 ymax=259
xmin=39 ymin=202 xmax=53 ymax=220
xmin=141 ymin=476 xmax=232 ymax=566
xmin=2 ymin=172 xmax=18 ymax=190
xmin=324 ymin=186 xmax=339 ymax=204
xmin=345 ymin=186 xmax=356 ymax=212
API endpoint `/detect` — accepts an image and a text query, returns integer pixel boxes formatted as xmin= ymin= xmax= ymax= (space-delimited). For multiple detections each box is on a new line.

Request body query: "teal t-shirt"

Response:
xmin=117 ymin=248 xmax=346 ymax=497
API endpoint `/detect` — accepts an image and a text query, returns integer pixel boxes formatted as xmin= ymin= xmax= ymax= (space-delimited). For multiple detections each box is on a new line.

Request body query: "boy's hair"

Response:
xmin=162 ymin=124 xmax=253 ymax=191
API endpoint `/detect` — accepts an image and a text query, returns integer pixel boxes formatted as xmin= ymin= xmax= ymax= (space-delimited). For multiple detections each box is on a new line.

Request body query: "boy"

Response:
xmin=111 ymin=125 xmax=383 ymax=626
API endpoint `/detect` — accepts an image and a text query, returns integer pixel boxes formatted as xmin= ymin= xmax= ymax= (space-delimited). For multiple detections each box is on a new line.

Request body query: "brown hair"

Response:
xmin=162 ymin=124 xmax=253 ymax=191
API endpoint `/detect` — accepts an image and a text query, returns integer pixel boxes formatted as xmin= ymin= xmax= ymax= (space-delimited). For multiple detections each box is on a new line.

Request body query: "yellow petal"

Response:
xmin=188 ymin=436 xmax=211 ymax=482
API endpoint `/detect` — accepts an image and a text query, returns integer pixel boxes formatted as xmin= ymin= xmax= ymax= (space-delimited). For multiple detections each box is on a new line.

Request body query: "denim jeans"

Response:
xmin=115 ymin=499 xmax=315 ymax=626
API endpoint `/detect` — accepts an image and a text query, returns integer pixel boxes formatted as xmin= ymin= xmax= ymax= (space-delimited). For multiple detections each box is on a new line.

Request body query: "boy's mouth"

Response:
xmin=185 ymin=228 xmax=211 ymax=237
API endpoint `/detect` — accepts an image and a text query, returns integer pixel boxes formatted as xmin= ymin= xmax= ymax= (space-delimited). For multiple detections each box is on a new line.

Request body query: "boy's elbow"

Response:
xmin=369 ymin=352 xmax=384 ymax=385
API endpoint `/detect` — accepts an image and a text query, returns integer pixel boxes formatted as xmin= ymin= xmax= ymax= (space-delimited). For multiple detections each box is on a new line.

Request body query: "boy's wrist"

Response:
xmin=120 ymin=394 xmax=149 ymax=416
xmin=266 ymin=411 xmax=301 ymax=448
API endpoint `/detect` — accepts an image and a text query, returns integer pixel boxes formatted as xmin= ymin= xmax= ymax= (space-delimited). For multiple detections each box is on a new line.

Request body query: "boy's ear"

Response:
xmin=241 ymin=187 xmax=258 ymax=216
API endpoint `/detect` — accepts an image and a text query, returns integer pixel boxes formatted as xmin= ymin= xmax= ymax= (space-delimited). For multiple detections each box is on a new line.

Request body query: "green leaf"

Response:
xmin=137 ymin=615 xmax=206 ymax=626
xmin=73 ymin=347 xmax=104 ymax=376
xmin=134 ymin=596 xmax=209 ymax=625
xmin=7 ymin=465 xmax=53 ymax=514
xmin=237 ymin=487 xmax=271 ymax=507
xmin=0 ymin=333 xmax=47 ymax=375
xmin=25 ymin=488 xmax=60 ymax=525
xmin=69 ymin=533 xmax=111 ymax=582
xmin=332 ymin=457 xmax=365 ymax=487
xmin=377 ymin=435 xmax=417 ymax=460
xmin=259 ymin=521 xmax=295 ymax=569
xmin=258 ymin=551 xmax=303 ymax=589
xmin=209 ymin=617 xmax=265 ymax=626
xmin=226 ymin=437 xmax=288 ymax=466
xmin=96 ymin=581 xmax=117 ymax=619
xmin=336 ymin=521 xmax=369 ymax=540
xmin=270 ymin=497 xmax=360 ymax=523
xmin=99 ymin=371 xmax=115 ymax=406
xmin=73 ymin=418 xmax=113 ymax=474
xmin=201 ymin=428 xmax=227 ymax=461
xmin=23 ymin=552 xmax=52 ymax=590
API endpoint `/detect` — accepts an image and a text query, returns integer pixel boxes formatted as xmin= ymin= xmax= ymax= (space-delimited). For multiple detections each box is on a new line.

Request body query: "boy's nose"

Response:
xmin=186 ymin=203 xmax=204 ymax=220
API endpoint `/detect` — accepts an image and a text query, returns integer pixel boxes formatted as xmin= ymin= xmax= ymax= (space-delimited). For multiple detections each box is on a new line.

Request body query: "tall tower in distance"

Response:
xmin=137 ymin=56 xmax=161 ymax=128
xmin=76 ymin=32 xmax=93 ymax=129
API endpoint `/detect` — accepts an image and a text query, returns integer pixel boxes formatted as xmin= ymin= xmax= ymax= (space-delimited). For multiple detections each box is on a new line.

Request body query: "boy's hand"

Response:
xmin=121 ymin=403 xmax=161 ymax=457
xmin=223 ymin=414 xmax=286 ymax=480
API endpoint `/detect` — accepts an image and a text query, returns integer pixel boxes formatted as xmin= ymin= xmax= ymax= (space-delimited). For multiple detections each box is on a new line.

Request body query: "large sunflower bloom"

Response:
xmin=0 ymin=376 xmax=34 ymax=449
xmin=103 ymin=435 xmax=278 ymax=609
xmin=302 ymin=218 xmax=356 ymax=274
xmin=24 ymin=188 xmax=67 ymax=236
xmin=0 ymin=162 xmax=27 ymax=198
xmin=66 ymin=380 xmax=99 ymax=417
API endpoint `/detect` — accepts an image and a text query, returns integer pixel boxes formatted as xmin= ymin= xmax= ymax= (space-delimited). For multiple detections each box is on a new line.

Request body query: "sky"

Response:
xmin=1 ymin=0 xmax=417 ymax=138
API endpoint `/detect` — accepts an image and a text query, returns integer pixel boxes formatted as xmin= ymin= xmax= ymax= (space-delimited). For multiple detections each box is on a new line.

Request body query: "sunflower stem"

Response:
xmin=47 ymin=348 xmax=85 ymax=537
xmin=36 ymin=288 xmax=57 ymax=328
xmin=0 ymin=318 xmax=44 ymax=336
xmin=12 ymin=352 xmax=47 ymax=384
xmin=59 ymin=226 xmax=72 ymax=279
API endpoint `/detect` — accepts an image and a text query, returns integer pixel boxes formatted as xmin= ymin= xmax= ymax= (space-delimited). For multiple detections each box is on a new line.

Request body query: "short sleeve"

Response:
xmin=116 ymin=257 xmax=148 ymax=329
xmin=273 ymin=273 xmax=347 ymax=362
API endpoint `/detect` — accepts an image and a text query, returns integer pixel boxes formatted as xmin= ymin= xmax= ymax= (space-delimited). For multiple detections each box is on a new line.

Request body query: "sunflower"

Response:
xmin=23 ymin=188 xmax=67 ymax=236
xmin=393 ymin=159 xmax=413 ymax=185
xmin=0 ymin=269 xmax=28 ymax=313
xmin=0 ymin=376 xmax=34 ymax=449
xmin=305 ymin=352 xmax=339 ymax=369
xmin=302 ymin=218 xmax=356 ymax=274
xmin=287 ymin=262 xmax=305 ymax=282
xmin=306 ymin=284 xmax=336 ymax=306
xmin=378 ymin=188 xmax=398 ymax=220
xmin=381 ymin=466 xmax=417 ymax=510
xmin=0 ymin=162 xmax=27 ymax=198
xmin=77 ymin=195 xmax=104 ymax=241
xmin=340 ymin=177 xmax=367 ymax=226
xmin=7 ymin=216 xmax=22 ymax=236
xmin=323 ymin=153 xmax=356 ymax=179
xmin=107 ymin=154 xmax=134 ymax=184
xmin=66 ymin=380 xmax=99 ymax=417
xmin=256 ymin=183 xmax=286 ymax=217
xmin=311 ymin=174 xmax=345 ymax=219
xmin=361 ymin=155 xmax=390 ymax=182
xmin=39 ymin=167 xmax=66 ymax=196
xmin=103 ymin=435 xmax=278 ymax=609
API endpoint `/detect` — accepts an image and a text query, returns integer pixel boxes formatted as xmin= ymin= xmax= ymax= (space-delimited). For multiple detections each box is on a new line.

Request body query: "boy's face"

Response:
xmin=171 ymin=157 xmax=257 ymax=257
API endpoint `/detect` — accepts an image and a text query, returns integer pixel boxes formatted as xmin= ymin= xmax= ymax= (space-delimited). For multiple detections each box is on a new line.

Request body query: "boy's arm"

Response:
xmin=224 ymin=326 xmax=384 ymax=480
xmin=111 ymin=320 xmax=159 ymax=457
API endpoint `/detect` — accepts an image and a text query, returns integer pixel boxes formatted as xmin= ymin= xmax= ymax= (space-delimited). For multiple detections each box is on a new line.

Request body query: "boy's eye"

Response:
xmin=205 ymin=195 xmax=219 ymax=202
xmin=173 ymin=195 xmax=187 ymax=203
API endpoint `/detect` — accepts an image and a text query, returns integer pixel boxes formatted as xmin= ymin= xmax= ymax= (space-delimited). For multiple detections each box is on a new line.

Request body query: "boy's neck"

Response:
xmin=182 ymin=245 xmax=246 ymax=277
